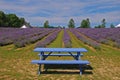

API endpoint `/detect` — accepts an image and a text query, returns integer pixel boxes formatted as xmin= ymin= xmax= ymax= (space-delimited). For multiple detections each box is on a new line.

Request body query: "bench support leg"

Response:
xmin=77 ymin=52 xmax=81 ymax=60
xmin=38 ymin=64 xmax=41 ymax=75
xmin=45 ymin=68 xmax=48 ymax=72
xmin=79 ymin=65 xmax=82 ymax=75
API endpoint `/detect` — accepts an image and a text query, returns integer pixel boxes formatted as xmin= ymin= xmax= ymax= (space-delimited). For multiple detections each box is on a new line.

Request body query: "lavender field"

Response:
xmin=0 ymin=27 xmax=120 ymax=80
xmin=0 ymin=27 xmax=120 ymax=49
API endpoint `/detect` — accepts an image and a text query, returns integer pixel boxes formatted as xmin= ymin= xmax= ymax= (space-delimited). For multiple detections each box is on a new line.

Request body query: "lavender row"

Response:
xmin=77 ymin=28 xmax=120 ymax=48
xmin=14 ymin=29 xmax=56 ymax=48
xmin=63 ymin=29 xmax=71 ymax=48
xmin=13 ymin=28 xmax=51 ymax=42
xmin=0 ymin=28 xmax=39 ymax=46
xmin=69 ymin=28 xmax=100 ymax=49
xmin=36 ymin=29 xmax=61 ymax=47
xmin=0 ymin=28 xmax=55 ymax=47
xmin=0 ymin=28 xmax=45 ymax=41
xmin=0 ymin=28 xmax=24 ymax=46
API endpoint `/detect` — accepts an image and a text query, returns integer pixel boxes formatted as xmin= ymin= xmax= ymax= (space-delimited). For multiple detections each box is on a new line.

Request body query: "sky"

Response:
xmin=0 ymin=0 xmax=120 ymax=27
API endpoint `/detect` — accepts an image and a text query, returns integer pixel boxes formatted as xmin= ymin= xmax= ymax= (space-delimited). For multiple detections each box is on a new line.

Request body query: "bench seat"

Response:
xmin=31 ymin=60 xmax=90 ymax=75
xmin=31 ymin=60 xmax=89 ymax=64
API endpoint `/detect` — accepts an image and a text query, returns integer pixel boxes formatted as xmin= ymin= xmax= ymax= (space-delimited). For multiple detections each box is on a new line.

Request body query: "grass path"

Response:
xmin=68 ymin=30 xmax=84 ymax=48
xmin=68 ymin=30 xmax=96 ymax=53
xmin=47 ymin=29 xmax=64 ymax=48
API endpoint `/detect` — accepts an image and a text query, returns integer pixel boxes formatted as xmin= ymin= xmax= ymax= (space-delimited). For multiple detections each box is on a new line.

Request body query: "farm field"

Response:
xmin=0 ymin=28 xmax=120 ymax=80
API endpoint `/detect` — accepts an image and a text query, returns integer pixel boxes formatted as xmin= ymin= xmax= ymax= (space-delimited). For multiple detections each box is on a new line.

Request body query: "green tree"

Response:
xmin=0 ymin=11 xmax=6 ymax=27
xmin=101 ymin=18 xmax=106 ymax=28
xmin=44 ymin=20 xmax=49 ymax=28
xmin=80 ymin=19 xmax=86 ymax=28
xmin=0 ymin=11 xmax=26 ymax=28
xmin=95 ymin=25 xmax=101 ymax=28
xmin=68 ymin=18 xmax=75 ymax=28
xmin=110 ymin=23 xmax=115 ymax=28
xmin=7 ymin=14 xmax=20 ymax=27
xmin=19 ymin=18 xmax=25 ymax=27
xmin=86 ymin=18 xmax=90 ymax=28
xmin=95 ymin=18 xmax=106 ymax=28
xmin=80 ymin=18 xmax=90 ymax=28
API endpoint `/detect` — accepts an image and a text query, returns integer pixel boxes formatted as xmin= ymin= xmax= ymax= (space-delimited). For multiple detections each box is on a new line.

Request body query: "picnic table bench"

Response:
xmin=31 ymin=48 xmax=90 ymax=75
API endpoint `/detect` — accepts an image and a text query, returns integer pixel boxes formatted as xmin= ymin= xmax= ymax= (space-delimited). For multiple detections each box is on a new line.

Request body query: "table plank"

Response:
xmin=31 ymin=60 xmax=90 ymax=64
xmin=34 ymin=48 xmax=87 ymax=52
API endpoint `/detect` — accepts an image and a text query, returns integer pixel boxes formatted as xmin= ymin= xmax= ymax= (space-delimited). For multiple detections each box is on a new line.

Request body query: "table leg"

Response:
xmin=79 ymin=65 xmax=82 ymax=75
xmin=40 ymin=52 xmax=44 ymax=60
xmin=38 ymin=64 xmax=41 ymax=75
xmin=77 ymin=52 xmax=81 ymax=60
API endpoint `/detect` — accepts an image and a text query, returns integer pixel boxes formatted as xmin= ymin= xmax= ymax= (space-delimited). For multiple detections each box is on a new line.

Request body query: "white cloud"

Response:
xmin=0 ymin=0 xmax=120 ymax=27
xmin=27 ymin=10 xmax=120 ymax=27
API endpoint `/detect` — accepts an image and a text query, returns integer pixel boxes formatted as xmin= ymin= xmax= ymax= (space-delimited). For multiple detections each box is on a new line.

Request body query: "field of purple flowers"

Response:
xmin=0 ymin=27 xmax=120 ymax=49
xmin=76 ymin=28 xmax=120 ymax=48
xmin=0 ymin=27 xmax=120 ymax=80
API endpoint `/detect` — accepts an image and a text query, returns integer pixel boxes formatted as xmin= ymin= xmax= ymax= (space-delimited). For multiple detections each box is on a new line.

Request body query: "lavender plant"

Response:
xmin=63 ymin=29 xmax=72 ymax=48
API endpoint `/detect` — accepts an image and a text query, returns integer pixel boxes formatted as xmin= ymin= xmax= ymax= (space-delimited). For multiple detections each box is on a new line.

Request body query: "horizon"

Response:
xmin=0 ymin=0 xmax=120 ymax=27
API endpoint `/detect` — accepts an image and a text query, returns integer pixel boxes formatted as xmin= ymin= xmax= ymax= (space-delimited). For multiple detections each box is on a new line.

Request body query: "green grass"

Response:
xmin=0 ymin=32 xmax=120 ymax=80
xmin=47 ymin=30 xmax=64 ymax=48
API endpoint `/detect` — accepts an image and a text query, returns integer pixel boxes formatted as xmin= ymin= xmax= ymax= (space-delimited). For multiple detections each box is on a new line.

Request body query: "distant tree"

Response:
xmin=19 ymin=18 xmax=25 ymax=27
xmin=110 ymin=23 xmax=115 ymax=28
xmin=80 ymin=19 xmax=86 ymax=28
xmin=68 ymin=18 xmax=75 ymax=28
xmin=7 ymin=14 xmax=20 ymax=27
xmin=95 ymin=25 xmax=101 ymax=28
xmin=63 ymin=26 xmax=65 ymax=29
xmin=95 ymin=18 xmax=106 ymax=28
xmin=0 ymin=11 xmax=6 ymax=27
xmin=0 ymin=11 xmax=26 ymax=28
xmin=80 ymin=18 xmax=91 ymax=28
xmin=25 ymin=22 xmax=31 ymax=27
xmin=94 ymin=26 xmax=97 ymax=28
xmin=57 ymin=25 xmax=62 ymax=28
xmin=86 ymin=18 xmax=90 ymax=28
xmin=44 ymin=20 xmax=49 ymax=28
xmin=101 ymin=18 xmax=106 ymax=28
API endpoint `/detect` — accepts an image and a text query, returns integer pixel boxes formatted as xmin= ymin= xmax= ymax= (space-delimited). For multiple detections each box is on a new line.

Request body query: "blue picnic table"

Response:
xmin=31 ymin=48 xmax=90 ymax=75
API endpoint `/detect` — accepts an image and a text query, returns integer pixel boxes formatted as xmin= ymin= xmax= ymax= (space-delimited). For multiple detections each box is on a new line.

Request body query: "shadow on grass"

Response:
xmin=41 ymin=64 xmax=93 ymax=75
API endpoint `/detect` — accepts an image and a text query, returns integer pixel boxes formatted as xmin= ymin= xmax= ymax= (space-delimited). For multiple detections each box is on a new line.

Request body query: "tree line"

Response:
xmin=0 ymin=11 xmax=115 ymax=28
xmin=44 ymin=18 xmax=115 ymax=28
xmin=0 ymin=11 xmax=27 ymax=28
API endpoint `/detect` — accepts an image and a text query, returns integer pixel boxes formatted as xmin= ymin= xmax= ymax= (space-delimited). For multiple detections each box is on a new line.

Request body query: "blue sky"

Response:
xmin=0 ymin=0 xmax=120 ymax=27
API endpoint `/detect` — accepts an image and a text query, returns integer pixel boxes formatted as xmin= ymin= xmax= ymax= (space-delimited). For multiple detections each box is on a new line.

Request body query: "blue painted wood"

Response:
xmin=31 ymin=60 xmax=90 ymax=75
xmin=34 ymin=48 xmax=87 ymax=52
xmin=38 ymin=53 xmax=83 ymax=56
xmin=31 ymin=60 xmax=90 ymax=64
xmin=38 ymin=53 xmax=83 ymax=60
xmin=32 ymin=48 xmax=89 ymax=75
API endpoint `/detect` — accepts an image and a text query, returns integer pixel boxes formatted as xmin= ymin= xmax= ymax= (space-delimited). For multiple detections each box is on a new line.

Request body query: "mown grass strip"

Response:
xmin=67 ymin=30 xmax=82 ymax=48
xmin=47 ymin=29 xmax=64 ymax=48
